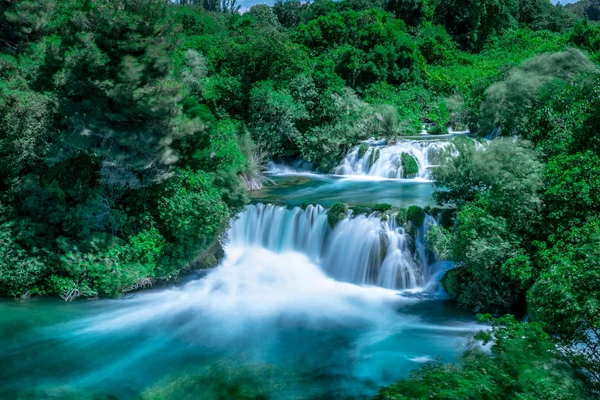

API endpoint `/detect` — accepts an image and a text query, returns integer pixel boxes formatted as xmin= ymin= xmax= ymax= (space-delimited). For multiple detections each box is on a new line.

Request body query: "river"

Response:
xmin=0 ymin=136 xmax=479 ymax=399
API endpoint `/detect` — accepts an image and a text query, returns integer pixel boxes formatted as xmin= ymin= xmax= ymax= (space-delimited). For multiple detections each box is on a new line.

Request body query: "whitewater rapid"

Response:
xmin=230 ymin=203 xmax=441 ymax=291
xmin=333 ymin=140 xmax=455 ymax=180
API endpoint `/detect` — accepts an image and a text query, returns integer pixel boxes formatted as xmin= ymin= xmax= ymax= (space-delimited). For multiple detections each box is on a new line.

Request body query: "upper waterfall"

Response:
xmin=333 ymin=139 xmax=456 ymax=180
xmin=229 ymin=203 xmax=441 ymax=291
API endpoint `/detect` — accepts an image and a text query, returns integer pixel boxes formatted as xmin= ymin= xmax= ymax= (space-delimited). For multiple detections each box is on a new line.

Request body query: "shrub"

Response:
xmin=373 ymin=203 xmax=392 ymax=213
xmin=427 ymin=124 xmax=445 ymax=135
xmin=0 ymin=222 xmax=45 ymax=297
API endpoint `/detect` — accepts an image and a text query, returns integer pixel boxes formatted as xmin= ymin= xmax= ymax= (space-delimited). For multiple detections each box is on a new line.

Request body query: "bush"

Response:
xmin=375 ymin=316 xmax=590 ymax=400
xmin=328 ymin=202 xmax=348 ymax=228
xmin=0 ymin=222 xmax=45 ymax=297
xmin=427 ymin=124 xmax=445 ymax=135
xmin=372 ymin=203 xmax=392 ymax=213
xmin=158 ymin=169 xmax=229 ymax=244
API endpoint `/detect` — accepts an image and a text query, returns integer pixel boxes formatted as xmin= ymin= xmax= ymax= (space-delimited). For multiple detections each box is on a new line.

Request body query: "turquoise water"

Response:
xmin=249 ymin=175 xmax=436 ymax=208
xmin=0 ymin=290 xmax=476 ymax=399
xmin=0 ymin=151 xmax=476 ymax=400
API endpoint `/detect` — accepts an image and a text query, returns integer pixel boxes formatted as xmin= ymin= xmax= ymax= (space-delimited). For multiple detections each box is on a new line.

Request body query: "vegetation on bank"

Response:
xmin=1 ymin=0 xmax=600 ymax=396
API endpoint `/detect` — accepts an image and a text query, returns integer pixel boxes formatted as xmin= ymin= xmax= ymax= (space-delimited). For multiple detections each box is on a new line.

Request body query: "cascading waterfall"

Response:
xmin=229 ymin=203 xmax=440 ymax=290
xmin=333 ymin=140 xmax=455 ymax=179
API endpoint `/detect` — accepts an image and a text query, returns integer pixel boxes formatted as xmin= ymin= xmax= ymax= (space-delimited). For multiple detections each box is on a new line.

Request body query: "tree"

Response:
xmin=434 ymin=138 xmax=543 ymax=311
xmin=478 ymin=49 xmax=597 ymax=136
xmin=273 ymin=0 xmax=303 ymax=28
xmin=249 ymin=80 xmax=307 ymax=155
xmin=54 ymin=0 xmax=199 ymax=183
xmin=386 ymin=0 xmax=434 ymax=26
xmin=293 ymin=8 xmax=422 ymax=88
xmin=529 ymin=218 xmax=600 ymax=389
xmin=434 ymin=0 xmax=519 ymax=50
xmin=543 ymin=151 xmax=600 ymax=234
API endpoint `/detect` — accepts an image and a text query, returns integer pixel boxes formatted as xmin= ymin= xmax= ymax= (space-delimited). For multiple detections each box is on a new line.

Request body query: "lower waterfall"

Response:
xmin=229 ymin=203 xmax=441 ymax=290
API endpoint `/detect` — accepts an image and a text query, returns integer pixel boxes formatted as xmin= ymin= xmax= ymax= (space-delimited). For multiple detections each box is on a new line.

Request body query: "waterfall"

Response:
xmin=333 ymin=139 xmax=455 ymax=180
xmin=229 ymin=204 xmax=441 ymax=290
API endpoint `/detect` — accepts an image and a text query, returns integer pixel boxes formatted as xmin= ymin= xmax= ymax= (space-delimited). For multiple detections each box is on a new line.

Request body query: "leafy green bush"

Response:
xmin=159 ymin=169 xmax=229 ymax=245
xmin=427 ymin=124 xmax=444 ymax=135
xmin=375 ymin=316 xmax=590 ymax=400
xmin=0 ymin=222 xmax=45 ymax=297
xmin=372 ymin=203 xmax=392 ymax=213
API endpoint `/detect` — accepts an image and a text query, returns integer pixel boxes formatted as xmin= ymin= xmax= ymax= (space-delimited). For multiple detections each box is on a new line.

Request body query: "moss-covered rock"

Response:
xmin=328 ymin=202 xmax=348 ymax=228
xmin=395 ymin=208 xmax=407 ymax=225
xmin=358 ymin=143 xmax=370 ymax=159
xmin=194 ymin=240 xmax=225 ymax=269
xmin=407 ymin=205 xmax=425 ymax=226
xmin=440 ymin=267 xmax=468 ymax=299
xmin=319 ymin=158 xmax=336 ymax=173
xmin=369 ymin=149 xmax=381 ymax=167
xmin=401 ymin=153 xmax=419 ymax=177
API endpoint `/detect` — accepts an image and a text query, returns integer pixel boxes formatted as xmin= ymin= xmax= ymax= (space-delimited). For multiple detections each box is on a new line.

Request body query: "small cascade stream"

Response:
xmin=230 ymin=203 xmax=441 ymax=290
xmin=333 ymin=140 xmax=455 ymax=179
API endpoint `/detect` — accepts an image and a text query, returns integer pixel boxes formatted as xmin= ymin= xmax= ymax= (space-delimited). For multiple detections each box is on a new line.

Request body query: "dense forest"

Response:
xmin=1 ymin=0 xmax=600 ymax=398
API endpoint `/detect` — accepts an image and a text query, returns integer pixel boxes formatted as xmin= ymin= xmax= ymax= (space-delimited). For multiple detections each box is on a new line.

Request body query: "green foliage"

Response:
xmin=415 ymin=23 xmax=458 ymax=66
xmin=249 ymin=80 xmax=307 ymax=155
xmin=273 ymin=0 xmax=303 ymax=28
xmin=387 ymin=0 xmax=434 ymax=26
xmin=478 ymin=48 xmax=597 ymax=136
xmin=375 ymin=316 xmax=590 ymax=400
xmin=569 ymin=20 xmax=600 ymax=61
xmin=0 ymin=222 xmax=44 ymax=297
xmin=328 ymin=202 xmax=348 ymax=227
xmin=372 ymin=203 xmax=392 ymax=213
xmin=434 ymin=138 xmax=542 ymax=222
xmin=566 ymin=0 xmax=600 ymax=21
xmin=440 ymin=196 xmax=526 ymax=311
xmin=294 ymin=8 xmax=422 ymax=88
xmin=434 ymin=0 xmax=519 ymax=51
xmin=529 ymin=218 xmax=600 ymax=388
xmin=0 ymin=88 xmax=56 ymax=180
xmin=543 ymin=151 xmax=600 ymax=232
xmin=158 ymin=169 xmax=229 ymax=245
xmin=434 ymin=138 xmax=543 ymax=311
